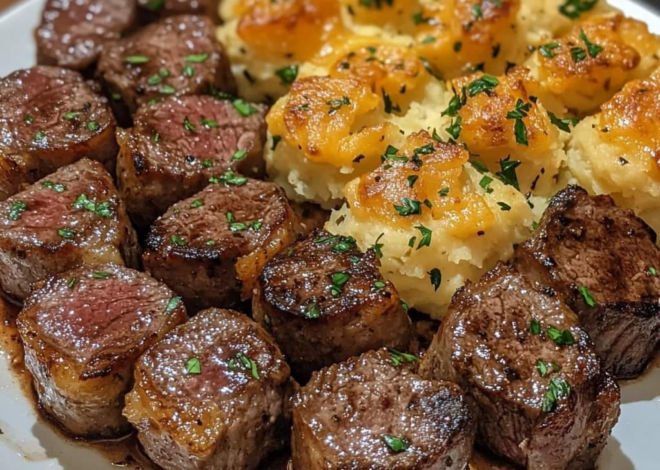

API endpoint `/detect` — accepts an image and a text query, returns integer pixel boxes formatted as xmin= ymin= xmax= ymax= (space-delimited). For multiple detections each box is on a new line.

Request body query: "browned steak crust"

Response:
xmin=97 ymin=15 xmax=236 ymax=117
xmin=253 ymin=229 xmax=412 ymax=380
xmin=515 ymin=185 xmax=660 ymax=378
xmin=17 ymin=263 xmax=187 ymax=438
xmin=292 ymin=348 xmax=476 ymax=470
xmin=143 ymin=178 xmax=300 ymax=312
xmin=36 ymin=0 xmax=136 ymax=70
xmin=0 ymin=66 xmax=118 ymax=201
xmin=0 ymin=159 xmax=139 ymax=300
xmin=124 ymin=308 xmax=291 ymax=470
xmin=419 ymin=263 xmax=620 ymax=470
xmin=116 ymin=95 xmax=266 ymax=228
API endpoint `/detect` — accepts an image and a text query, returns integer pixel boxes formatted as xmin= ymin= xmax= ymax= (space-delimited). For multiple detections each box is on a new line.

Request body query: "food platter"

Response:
xmin=1 ymin=0 xmax=660 ymax=469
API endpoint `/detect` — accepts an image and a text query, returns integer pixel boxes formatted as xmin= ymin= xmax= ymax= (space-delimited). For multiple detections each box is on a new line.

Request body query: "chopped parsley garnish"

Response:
xmin=125 ymin=55 xmax=150 ymax=65
xmin=182 ymin=65 xmax=195 ymax=77
xmin=24 ymin=114 xmax=33 ymax=124
xmin=412 ymin=11 xmax=431 ymax=25
xmin=73 ymin=194 xmax=113 ymax=218
xmin=209 ymin=171 xmax=248 ymax=186
xmin=530 ymin=319 xmax=542 ymax=335
xmin=454 ymin=41 xmax=463 ymax=52
xmin=649 ymin=266 xmax=657 ymax=276
xmin=171 ymin=234 xmax=187 ymax=246
xmin=428 ymin=268 xmax=442 ymax=291
xmin=558 ymin=0 xmax=598 ymax=20
xmin=506 ymin=99 xmax=532 ymax=146
xmin=479 ymin=175 xmax=494 ymax=194
xmin=271 ymin=135 xmax=282 ymax=151
xmin=579 ymin=286 xmax=596 ymax=307
xmin=472 ymin=3 xmax=483 ymax=20
xmin=184 ymin=53 xmax=208 ymax=63
xmin=445 ymin=116 xmax=462 ymax=140
xmin=8 ymin=201 xmax=27 ymax=221
xmin=327 ymin=96 xmax=351 ymax=115
xmin=471 ymin=160 xmax=489 ymax=173
xmin=329 ymin=272 xmax=351 ymax=297
xmin=57 ymin=228 xmax=75 ymax=239
xmin=228 ymin=352 xmax=260 ymax=380
xmin=570 ymin=46 xmax=587 ymax=63
xmin=232 ymin=149 xmax=248 ymax=162
xmin=381 ymin=145 xmax=406 ymax=163
xmin=92 ymin=271 xmax=110 ymax=279
xmin=497 ymin=202 xmax=512 ymax=211
xmin=407 ymin=175 xmax=419 ymax=188
xmin=421 ymin=35 xmax=436 ymax=44
xmin=438 ymin=187 xmax=450 ymax=197
xmin=420 ymin=58 xmax=443 ymax=80
xmin=382 ymin=434 xmax=410 ymax=453
xmin=579 ymin=29 xmax=603 ymax=58
xmin=275 ymin=65 xmax=299 ymax=86
xmin=185 ymin=357 xmax=202 ymax=375
xmin=206 ymin=239 xmax=216 ymax=246
xmin=388 ymin=348 xmax=418 ymax=367
xmin=547 ymin=326 xmax=576 ymax=346
xmin=87 ymin=121 xmax=99 ymax=132
xmin=190 ymin=199 xmax=204 ymax=209
xmin=201 ymin=117 xmax=218 ymax=128
xmin=372 ymin=233 xmax=385 ymax=258
xmin=232 ymin=99 xmax=258 ymax=117
xmin=442 ymin=87 xmax=466 ymax=117
xmin=548 ymin=112 xmax=579 ymax=133
xmin=202 ymin=159 xmax=214 ymax=168
xmin=467 ymin=75 xmax=499 ymax=96
xmin=536 ymin=359 xmax=560 ymax=377
xmin=539 ymin=42 xmax=560 ymax=58
xmin=415 ymin=224 xmax=432 ymax=249
xmin=67 ymin=278 xmax=77 ymax=289
xmin=382 ymin=89 xmax=401 ymax=114
xmin=542 ymin=377 xmax=571 ymax=413
xmin=496 ymin=157 xmax=521 ymax=190
xmin=63 ymin=111 xmax=80 ymax=120
xmin=393 ymin=198 xmax=422 ymax=216
xmin=183 ymin=116 xmax=196 ymax=132
xmin=165 ymin=296 xmax=182 ymax=314
xmin=303 ymin=302 xmax=321 ymax=319
xmin=33 ymin=131 xmax=46 ymax=142
xmin=145 ymin=0 xmax=164 ymax=10
xmin=373 ymin=280 xmax=386 ymax=290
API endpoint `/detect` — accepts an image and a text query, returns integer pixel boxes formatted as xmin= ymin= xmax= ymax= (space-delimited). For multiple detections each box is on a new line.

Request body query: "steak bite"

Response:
xmin=515 ymin=185 xmax=660 ymax=379
xmin=36 ymin=0 xmax=136 ymax=71
xmin=17 ymin=263 xmax=187 ymax=438
xmin=143 ymin=178 xmax=300 ymax=312
xmin=97 ymin=15 xmax=236 ymax=117
xmin=419 ymin=263 xmax=620 ymax=470
xmin=253 ymin=229 xmax=412 ymax=379
xmin=124 ymin=308 xmax=291 ymax=470
xmin=116 ymin=95 xmax=266 ymax=228
xmin=292 ymin=348 xmax=476 ymax=470
xmin=0 ymin=66 xmax=118 ymax=201
xmin=0 ymin=159 xmax=139 ymax=301
xmin=138 ymin=0 xmax=218 ymax=22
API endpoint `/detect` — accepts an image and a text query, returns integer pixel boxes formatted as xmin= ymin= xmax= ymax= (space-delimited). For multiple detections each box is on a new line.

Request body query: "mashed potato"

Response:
xmin=327 ymin=132 xmax=533 ymax=318
xmin=526 ymin=14 xmax=660 ymax=115
xmin=567 ymin=69 xmax=660 ymax=233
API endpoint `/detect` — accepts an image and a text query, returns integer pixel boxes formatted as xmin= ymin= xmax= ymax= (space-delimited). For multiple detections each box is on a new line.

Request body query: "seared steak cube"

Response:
xmin=97 ymin=15 xmax=236 ymax=117
xmin=0 ymin=159 xmax=139 ymax=300
xmin=16 ymin=263 xmax=187 ymax=438
xmin=0 ymin=67 xmax=118 ymax=201
xmin=419 ymin=263 xmax=620 ymax=470
xmin=36 ymin=0 xmax=136 ymax=71
xmin=292 ymin=348 xmax=476 ymax=470
xmin=253 ymin=229 xmax=412 ymax=380
xmin=124 ymin=308 xmax=291 ymax=470
xmin=515 ymin=185 xmax=660 ymax=379
xmin=138 ymin=0 xmax=219 ymax=22
xmin=143 ymin=178 xmax=300 ymax=311
xmin=116 ymin=95 xmax=266 ymax=228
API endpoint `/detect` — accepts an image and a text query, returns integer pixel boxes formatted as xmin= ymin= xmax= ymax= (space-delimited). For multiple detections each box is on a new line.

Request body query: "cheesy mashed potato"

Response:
xmin=218 ymin=0 xmax=660 ymax=318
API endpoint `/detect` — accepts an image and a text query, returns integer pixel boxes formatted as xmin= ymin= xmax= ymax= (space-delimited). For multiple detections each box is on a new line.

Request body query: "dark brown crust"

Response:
xmin=0 ymin=67 xmax=118 ymax=201
xmin=292 ymin=348 xmax=476 ymax=470
xmin=36 ymin=0 xmax=137 ymax=71
xmin=142 ymin=179 xmax=300 ymax=312
xmin=97 ymin=15 xmax=237 ymax=118
xmin=419 ymin=263 xmax=620 ymax=470
xmin=253 ymin=229 xmax=412 ymax=380
xmin=515 ymin=185 xmax=660 ymax=378
xmin=17 ymin=263 xmax=187 ymax=438
xmin=115 ymin=95 xmax=266 ymax=229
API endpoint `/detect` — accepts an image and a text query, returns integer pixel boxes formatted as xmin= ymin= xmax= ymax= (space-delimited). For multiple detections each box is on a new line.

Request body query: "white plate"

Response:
xmin=1 ymin=1 xmax=660 ymax=469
